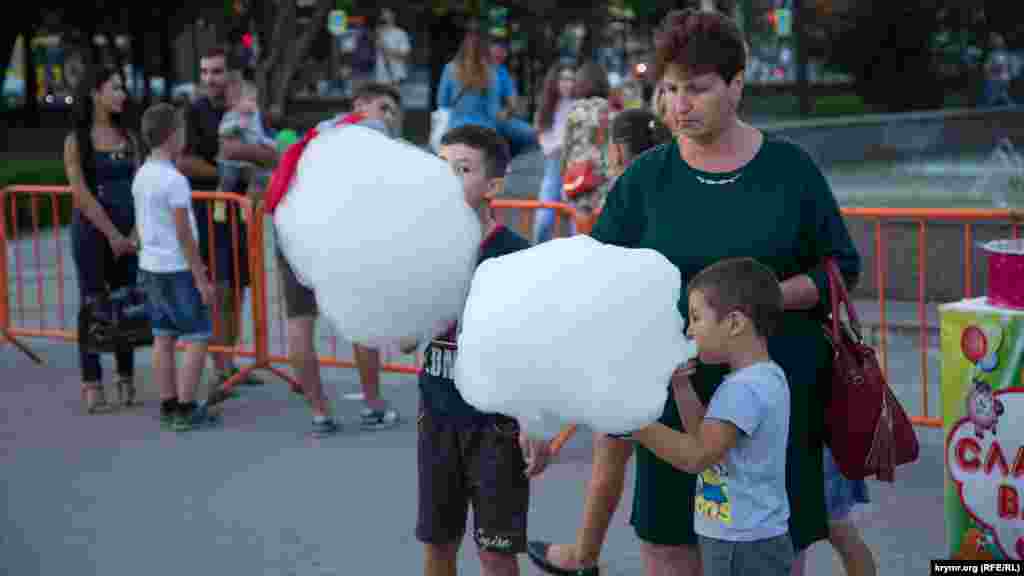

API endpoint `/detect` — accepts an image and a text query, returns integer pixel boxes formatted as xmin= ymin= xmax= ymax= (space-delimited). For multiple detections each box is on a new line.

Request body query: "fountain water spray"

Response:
xmin=970 ymin=137 xmax=1024 ymax=206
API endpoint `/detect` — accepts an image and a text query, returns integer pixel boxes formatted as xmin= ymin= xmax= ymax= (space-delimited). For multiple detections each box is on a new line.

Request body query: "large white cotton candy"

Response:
xmin=454 ymin=235 xmax=697 ymax=438
xmin=273 ymin=125 xmax=481 ymax=348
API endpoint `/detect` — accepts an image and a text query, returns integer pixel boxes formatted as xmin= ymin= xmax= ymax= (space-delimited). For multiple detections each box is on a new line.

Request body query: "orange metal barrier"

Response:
xmin=839 ymin=207 xmax=1024 ymax=430
xmin=189 ymin=190 xmax=294 ymax=396
xmin=0 ymin=185 xmax=287 ymax=397
xmin=488 ymin=198 xmax=579 ymax=240
xmin=14 ymin=188 xmax=1014 ymax=447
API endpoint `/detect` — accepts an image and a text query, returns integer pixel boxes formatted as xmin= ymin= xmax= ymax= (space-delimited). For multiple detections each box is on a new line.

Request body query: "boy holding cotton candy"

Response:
xmin=402 ymin=124 xmax=552 ymax=576
xmin=632 ymin=257 xmax=794 ymax=576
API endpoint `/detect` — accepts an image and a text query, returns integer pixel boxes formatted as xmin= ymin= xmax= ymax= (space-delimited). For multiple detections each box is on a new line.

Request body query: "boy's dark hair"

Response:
xmin=141 ymin=103 xmax=183 ymax=150
xmin=573 ymin=61 xmax=611 ymax=100
xmin=354 ymin=81 xmax=402 ymax=107
xmin=611 ymin=108 xmax=672 ymax=161
xmin=654 ymin=8 xmax=747 ymax=84
xmin=440 ymin=124 xmax=510 ymax=180
xmin=204 ymin=45 xmax=229 ymax=62
xmin=688 ymin=257 xmax=782 ymax=339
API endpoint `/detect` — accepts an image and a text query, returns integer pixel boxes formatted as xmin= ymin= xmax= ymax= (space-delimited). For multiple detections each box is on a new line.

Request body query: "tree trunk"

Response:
xmin=134 ymin=32 xmax=150 ymax=106
xmin=578 ymin=8 xmax=607 ymax=65
xmin=254 ymin=0 xmax=333 ymax=118
xmin=793 ymin=0 xmax=811 ymax=116
xmin=22 ymin=16 xmax=39 ymax=127
xmin=160 ymin=20 xmax=173 ymax=103
xmin=0 ymin=21 xmax=18 ymax=100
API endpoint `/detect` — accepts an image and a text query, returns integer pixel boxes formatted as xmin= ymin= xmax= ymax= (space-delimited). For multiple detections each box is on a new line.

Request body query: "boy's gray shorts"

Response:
xmin=698 ymin=534 xmax=794 ymax=576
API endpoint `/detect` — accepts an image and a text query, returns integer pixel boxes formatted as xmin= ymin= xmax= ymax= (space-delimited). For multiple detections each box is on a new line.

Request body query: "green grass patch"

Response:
xmin=743 ymin=92 xmax=873 ymax=119
xmin=746 ymin=90 xmax=973 ymax=119
xmin=0 ymin=159 xmax=73 ymax=232
xmin=811 ymin=93 xmax=871 ymax=117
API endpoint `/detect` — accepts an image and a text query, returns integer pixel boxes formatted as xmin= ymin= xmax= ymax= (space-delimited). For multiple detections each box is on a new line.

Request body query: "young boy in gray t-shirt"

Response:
xmin=633 ymin=257 xmax=793 ymax=576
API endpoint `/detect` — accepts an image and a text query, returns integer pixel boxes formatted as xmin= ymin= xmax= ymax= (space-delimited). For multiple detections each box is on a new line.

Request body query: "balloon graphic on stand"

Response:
xmin=979 ymin=350 xmax=999 ymax=373
xmin=982 ymin=322 xmax=1004 ymax=355
xmin=962 ymin=325 xmax=988 ymax=363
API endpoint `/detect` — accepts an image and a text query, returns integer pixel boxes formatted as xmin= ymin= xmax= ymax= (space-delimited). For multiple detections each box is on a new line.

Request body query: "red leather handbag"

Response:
xmin=823 ymin=257 xmax=920 ymax=482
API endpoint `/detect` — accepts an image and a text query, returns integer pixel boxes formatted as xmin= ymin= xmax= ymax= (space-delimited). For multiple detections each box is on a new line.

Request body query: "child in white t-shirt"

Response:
xmin=633 ymin=257 xmax=793 ymax=576
xmin=133 ymin=103 xmax=218 ymax=432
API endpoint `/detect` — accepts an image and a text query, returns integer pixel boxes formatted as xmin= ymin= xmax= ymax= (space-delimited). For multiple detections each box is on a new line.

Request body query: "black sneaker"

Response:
xmin=160 ymin=408 xmax=176 ymax=428
xmin=172 ymin=402 xmax=221 ymax=432
xmin=159 ymin=399 xmax=180 ymax=429
xmin=311 ymin=417 xmax=340 ymax=438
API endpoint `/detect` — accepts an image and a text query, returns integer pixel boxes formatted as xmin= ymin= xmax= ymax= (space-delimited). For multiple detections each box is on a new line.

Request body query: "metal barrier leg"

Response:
xmin=208 ymin=198 xmax=301 ymax=403
xmin=0 ymin=187 xmax=44 ymax=364
xmin=1 ymin=329 xmax=45 ymax=364
xmin=550 ymin=424 xmax=578 ymax=456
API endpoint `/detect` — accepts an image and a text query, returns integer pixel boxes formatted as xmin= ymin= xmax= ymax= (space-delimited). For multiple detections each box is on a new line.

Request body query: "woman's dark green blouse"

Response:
xmin=591 ymin=136 xmax=860 ymax=552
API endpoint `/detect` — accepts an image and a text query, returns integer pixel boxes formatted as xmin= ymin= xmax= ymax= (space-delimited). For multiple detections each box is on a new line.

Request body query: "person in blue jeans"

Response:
xmin=134 ymin=103 xmax=219 ymax=432
xmin=490 ymin=34 xmax=537 ymax=157
xmin=63 ymin=65 xmax=141 ymax=413
xmin=791 ymin=448 xmax=877 ymax=576
xmin=532 ymin=63 xmax=576 ymax=244
xmin=436 ymin=22 xmax=501 ymax=132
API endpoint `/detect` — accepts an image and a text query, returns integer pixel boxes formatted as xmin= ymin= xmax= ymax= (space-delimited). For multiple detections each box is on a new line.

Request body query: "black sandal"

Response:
xmin=115 ymin=376 xmax=137 ymax=407
xmin=526 ymin=542 xmax=600 ymax=576
xmin=81 ymin=383 xmax=108 ymax=414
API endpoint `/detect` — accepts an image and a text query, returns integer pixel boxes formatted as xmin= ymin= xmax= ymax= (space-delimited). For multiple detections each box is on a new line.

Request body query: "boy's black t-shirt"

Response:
xmin=418 ymin=225 xmax=531 ymax=424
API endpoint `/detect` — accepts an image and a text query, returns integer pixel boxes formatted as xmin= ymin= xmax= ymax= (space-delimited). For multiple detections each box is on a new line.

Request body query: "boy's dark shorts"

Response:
xmin=275 ymin=244 xmax=317 ymax=318
xmin=699 ymin=534 xmax=795 ymax=576
xmin=140 ymin=270 xmax=212 ymax=342
xmin=416 ymin=409 xmax=529 ymax=554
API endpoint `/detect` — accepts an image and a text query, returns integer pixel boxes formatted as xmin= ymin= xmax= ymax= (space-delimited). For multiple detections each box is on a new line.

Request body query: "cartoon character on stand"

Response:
xmin=966 ymin=379 xmax=1005 ymax=438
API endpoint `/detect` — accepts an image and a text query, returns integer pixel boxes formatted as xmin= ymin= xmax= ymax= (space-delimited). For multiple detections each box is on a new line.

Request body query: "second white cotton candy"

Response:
xmin=454 ymin=234 xmax=695 ymax=438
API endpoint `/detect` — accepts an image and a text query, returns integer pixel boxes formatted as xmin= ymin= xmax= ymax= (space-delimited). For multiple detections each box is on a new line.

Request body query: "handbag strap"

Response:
xmin=825 ymin=257 xmax=864 ymax=342
xmin=451 ymin=85 xmax=470 ymax=109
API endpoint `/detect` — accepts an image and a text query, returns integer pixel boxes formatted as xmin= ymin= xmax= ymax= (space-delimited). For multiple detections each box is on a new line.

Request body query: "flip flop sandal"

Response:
xmin=526 ymin=542 xmax=600 ymax=576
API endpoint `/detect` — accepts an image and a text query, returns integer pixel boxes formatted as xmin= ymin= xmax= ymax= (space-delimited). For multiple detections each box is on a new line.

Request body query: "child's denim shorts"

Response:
xmin=140 ymin=270 xmax=212 ymax=342
xmin=824 ymin=447 xmax=870 ymax=522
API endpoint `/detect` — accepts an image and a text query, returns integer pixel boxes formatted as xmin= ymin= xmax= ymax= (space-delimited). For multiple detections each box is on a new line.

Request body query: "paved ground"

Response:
xmin=1 ymin=338 xmax=944 ymax=576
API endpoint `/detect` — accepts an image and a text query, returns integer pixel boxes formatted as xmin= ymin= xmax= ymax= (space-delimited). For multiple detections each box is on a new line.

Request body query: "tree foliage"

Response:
xmin=246 ymin=0 xmax=333 ymax=116
xmin=814 ymin=0 xmax=1019 ymax=112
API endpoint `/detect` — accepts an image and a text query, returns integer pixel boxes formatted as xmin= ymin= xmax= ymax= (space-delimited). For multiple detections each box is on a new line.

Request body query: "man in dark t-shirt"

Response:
xmin=176 ymin=46 xmax=278 ymax=391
